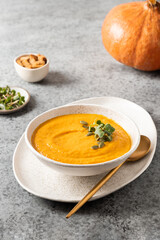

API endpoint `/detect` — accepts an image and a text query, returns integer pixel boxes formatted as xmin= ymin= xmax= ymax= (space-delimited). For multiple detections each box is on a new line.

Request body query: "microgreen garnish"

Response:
xmin=0 ymin=86 xmax=25 ymax=110
xmin=96 ymin=120 xmax=101 ymax=125
xmin=80 ymin=119 xmax=115 ymax=150
xmin=89 ymin=126 xmax=95 ymax=132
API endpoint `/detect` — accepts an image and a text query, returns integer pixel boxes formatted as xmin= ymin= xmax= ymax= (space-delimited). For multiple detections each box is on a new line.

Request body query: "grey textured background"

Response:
xmin=0 ymin=0 xmax=160 ymax=239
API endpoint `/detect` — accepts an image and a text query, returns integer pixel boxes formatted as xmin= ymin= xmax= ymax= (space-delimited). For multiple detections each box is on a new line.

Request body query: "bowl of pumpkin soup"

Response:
xmin=25 ymin=104 xmax=140 ymax=176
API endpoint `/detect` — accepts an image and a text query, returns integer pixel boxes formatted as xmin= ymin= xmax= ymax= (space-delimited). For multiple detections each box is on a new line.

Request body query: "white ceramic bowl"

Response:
xmin=14 ymin=53 xmax=49 ymax=83
xmin=0 ymin=86 xmax=30 ymax=114
xmin=25 ymin=104 xmax=140 ymax=176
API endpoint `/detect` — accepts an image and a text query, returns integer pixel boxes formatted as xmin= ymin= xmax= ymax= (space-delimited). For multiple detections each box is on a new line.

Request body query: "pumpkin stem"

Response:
xmin=147 ymin=0 xmax=157 ymax=7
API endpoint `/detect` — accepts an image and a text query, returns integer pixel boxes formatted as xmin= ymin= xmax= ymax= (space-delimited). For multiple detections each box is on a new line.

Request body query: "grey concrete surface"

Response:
xmin=0 ymin=0 xmax=160 ymax=239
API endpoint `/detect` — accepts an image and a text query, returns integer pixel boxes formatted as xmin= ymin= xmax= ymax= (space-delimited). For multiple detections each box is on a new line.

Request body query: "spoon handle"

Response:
xmin=66 ymin=161 xmax=126 ymax=219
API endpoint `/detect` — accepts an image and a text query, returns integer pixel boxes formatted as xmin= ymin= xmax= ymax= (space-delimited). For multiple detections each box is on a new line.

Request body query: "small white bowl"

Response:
xmin=14 ymin=53 xmax=49 ymax=83
xmin=25 ymin=104 xmax=140 ymax=176
xmin=0 ymin=86 xmax=30 ymax=114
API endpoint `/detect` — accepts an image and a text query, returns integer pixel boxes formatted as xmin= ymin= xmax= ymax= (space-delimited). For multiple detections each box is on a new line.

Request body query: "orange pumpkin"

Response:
xmin=102 ymin=0 xmax=160 ymax=71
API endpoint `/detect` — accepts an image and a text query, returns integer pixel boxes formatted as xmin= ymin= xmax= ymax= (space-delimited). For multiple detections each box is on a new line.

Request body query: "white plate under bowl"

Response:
xmin=0 ymin=86 xmax=30 ymax=114
xmin=13 ymin=97 xmax=157 ymax=202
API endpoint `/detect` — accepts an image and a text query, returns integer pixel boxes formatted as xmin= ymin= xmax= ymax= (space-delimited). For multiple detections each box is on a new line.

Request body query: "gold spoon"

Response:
xmin=66 ymin=135 xmax=151 ymax=219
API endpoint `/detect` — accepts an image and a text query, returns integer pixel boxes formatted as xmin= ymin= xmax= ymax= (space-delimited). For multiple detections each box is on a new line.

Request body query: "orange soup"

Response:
xmin=32 ymin=114 xmax=131 ymax=164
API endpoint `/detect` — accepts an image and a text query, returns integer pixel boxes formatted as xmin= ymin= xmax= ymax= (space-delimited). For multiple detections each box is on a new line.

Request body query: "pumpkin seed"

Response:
xmin=86 ymin=132 xmax=94 ymax=136
xmin=83 ymin=125 xmax=89 ymax=129
xmin=91 ymin=145 xmax=99 ymax=150
xmin=95 ymin=134 xmax=98 ymax=139
xmin=80 ymin=121 xmax=88 ymax=125
xmin=99 ymin=141 xmax=105 ymax=148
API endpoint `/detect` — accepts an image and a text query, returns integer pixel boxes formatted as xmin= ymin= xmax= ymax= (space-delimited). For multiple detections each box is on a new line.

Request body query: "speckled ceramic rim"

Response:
xmin=25 ymin=104 xmax=140 ymax=168
xmin=14 ymin=53 xmax=49 ymax=71
xmin=0 ymin=86 xmax=30 ymax=114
